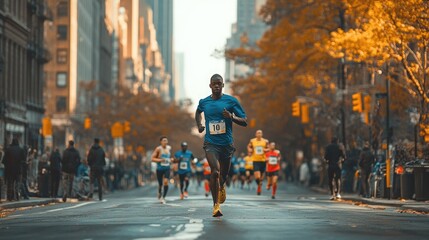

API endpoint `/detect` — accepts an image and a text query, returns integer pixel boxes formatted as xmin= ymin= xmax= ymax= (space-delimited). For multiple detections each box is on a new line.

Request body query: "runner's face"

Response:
xmin=161 ymin=138 xmax=168 ymax=147
xmin=210 ymin=78 xmax=223 ymax=94
xmin=256 ymin=130 xmax=263 ymax=138
xmin=270 ymin=143 xmax=276 ymax=150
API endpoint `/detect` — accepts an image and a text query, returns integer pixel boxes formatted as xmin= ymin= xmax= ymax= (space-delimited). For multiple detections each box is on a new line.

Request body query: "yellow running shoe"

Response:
xmin=212 ymin=203 xmax=223 ymax=217
xmin=218 ymin=185 xmax=226 ymax=204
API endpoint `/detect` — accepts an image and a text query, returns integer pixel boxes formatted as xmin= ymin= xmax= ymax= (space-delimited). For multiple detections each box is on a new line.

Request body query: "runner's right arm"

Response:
xmin=151 ymin=147 xmax=164 ymax=163
xmin=195 ymin=109 xmax=205 ymax=133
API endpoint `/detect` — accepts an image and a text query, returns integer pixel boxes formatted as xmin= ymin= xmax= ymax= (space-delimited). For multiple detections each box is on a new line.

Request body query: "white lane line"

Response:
xmin=45 ymin=202 xmax=96 ymax=213
xmin=149 ymin=224 xmax=161 ymax=227
xmin=175 ymin=224 xmax=184 ymax=232
xmin=187 ymin=208 xmax=196 ymax=212
xmin=135 ymin=219 xmax=204 ymax=240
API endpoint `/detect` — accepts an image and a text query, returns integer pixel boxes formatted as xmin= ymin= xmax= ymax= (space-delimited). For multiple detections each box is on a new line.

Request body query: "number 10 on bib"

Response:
xmin=209 ymin=120 xmax=226 ymax=135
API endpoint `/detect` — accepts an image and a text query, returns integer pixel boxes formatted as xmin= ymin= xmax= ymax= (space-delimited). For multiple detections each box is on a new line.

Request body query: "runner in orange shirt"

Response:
xmin=265 ymin=142 xmax=281 ymax=199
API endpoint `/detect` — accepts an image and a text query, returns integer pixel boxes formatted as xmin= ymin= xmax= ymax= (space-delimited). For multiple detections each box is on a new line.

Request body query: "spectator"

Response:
xmin=3 ymin=137 xmax=25 ymax=201
xmin=49 ymin=148 xmax=62 ymax=198
xmin=61 ymin=140 xmax=81 ymax=202
xmin=87 ymin=138 xmax=106 ymax=201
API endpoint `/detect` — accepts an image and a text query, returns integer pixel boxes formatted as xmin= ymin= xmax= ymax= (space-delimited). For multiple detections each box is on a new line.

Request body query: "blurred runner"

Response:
xmin=151 ymin=136 xmax=173 ymax=204
xmin=195 ymin=73 xmax=247 ymax=217
xmin=174 ymin=142 xmax=194 ymax=200
xmin=247 ymin=130 xmax=269 ymax=195
xmin=237 ymin=153 xmax=246 ymax=189
xmin=265 ymin=142 xmax=281 ymax=199
xmin=244 ymin=151 xmax=254 ymax=189
xmin=202 ymin=158 xmax=211 ymax=197
xmin=195 ymin=157 xmax=204 ymax=187
xmin=227 ymin=154 xmax=239 ymax=188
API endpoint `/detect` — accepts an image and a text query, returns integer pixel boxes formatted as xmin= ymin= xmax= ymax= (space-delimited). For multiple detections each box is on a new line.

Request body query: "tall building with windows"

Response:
xmin=44 ymin=0 xmax=112 ymax=148
xmin=146 ymin=0 xmax=174 ymax=101
xmin=225 ymin=0 xmax=267 ymax=93
xmin=0 ymin=0 xmax=51 ymax=149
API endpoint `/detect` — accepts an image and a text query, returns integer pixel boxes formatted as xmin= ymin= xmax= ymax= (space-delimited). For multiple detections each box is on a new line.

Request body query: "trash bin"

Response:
xmin=400 ymin=167 xmax=414 ymax=199
xmin=413 ymin=166 xmax=429 ymax=201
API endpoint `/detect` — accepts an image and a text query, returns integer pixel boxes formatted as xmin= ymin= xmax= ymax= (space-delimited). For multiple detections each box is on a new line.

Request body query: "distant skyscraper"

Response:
xmin=146 ymin=0 xmax=174 ymax=101
xmin=225 ymin=0 xmax=267 ymax=93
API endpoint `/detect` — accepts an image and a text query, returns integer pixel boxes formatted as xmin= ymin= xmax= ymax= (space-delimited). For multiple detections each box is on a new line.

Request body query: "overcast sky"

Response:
xmin=174 ymin=0 xmax=237 ymax=107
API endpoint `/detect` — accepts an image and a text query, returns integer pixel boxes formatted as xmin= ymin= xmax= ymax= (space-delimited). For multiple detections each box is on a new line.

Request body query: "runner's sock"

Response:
xmin=204 ymin=182 xmax=210 ymax=193
xmin=163 ymin=185 xmax=169 ymax=198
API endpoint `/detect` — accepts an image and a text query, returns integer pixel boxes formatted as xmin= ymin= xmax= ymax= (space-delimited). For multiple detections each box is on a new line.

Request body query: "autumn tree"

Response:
xmin=76 ymin=87 xmax=204 ymax=158
xmin=226 ymin=0 xmax=353 ymax=157
xmin=324 ymin=0 xmax=429 ymax=124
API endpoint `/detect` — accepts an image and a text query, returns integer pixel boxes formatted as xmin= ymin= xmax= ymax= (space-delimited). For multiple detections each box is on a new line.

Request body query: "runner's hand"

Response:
xmin=223 ymin=108 xmax=232 ymax=119
xmin=198 ymin=125 xmax=205 ymax=133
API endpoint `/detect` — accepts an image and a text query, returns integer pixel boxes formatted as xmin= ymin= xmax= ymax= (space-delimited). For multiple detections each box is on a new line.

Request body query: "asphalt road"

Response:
xmin=1 ymin=181 xmax=428 ymax=240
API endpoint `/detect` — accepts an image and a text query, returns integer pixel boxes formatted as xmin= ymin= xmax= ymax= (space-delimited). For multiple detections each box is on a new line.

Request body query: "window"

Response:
xmin=57 ymin=49 xmax=67 ymax=64
xmin=57 ymin=2 xmax=68 ymax=17
xmin=56 ymin=96 xmax=67 ymax=112
xmin=57 ymin=25 xmax=67 ymax=40
xmin=56 ymin=72 xmax=67 ymax=87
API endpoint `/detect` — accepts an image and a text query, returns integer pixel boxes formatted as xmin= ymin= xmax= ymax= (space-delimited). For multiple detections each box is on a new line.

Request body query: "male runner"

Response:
xmin=151 ymin=136 xmax=173 ymax=204
xmin=265 ymin=142 xmax=281 ymax=199
xmin=248 ymin=130 xmax=269 ymax=195
xmin=174 ymin=142 xmax=194 ymax=200
xmin=195 ymin=73 xmax=247 ymax=217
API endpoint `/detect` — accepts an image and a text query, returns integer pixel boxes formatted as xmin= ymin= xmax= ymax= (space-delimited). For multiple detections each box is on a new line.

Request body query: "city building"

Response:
xmin=43 ymin=0 xmax=112 ymax=148
xmin=146 ymin=0 xmax=174 ymax=101
xmin=0 ymin=0 xmax=52 ymax=150
xmin=225 ymin=0 xmax=267 ymax=93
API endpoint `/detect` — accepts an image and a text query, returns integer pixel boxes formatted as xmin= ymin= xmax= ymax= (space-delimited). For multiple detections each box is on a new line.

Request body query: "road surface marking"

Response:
xmin=45 ymin=202 xmax=95 ymax=213
xmin=135 ymin=219 xmax=204 ymax=240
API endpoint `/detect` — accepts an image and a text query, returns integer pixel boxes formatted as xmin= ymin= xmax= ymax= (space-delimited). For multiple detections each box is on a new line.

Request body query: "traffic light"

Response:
xmin=292 ymin=101 xmax=300 ymax=117
xmin=84 ymin=117 xmax=91 ymax=129
xmin=124 ymin=121 xmax=131 ymax=133
xmin=352 ymin=93 xmax=363 ymax=112
xmin=42 ymin=117 xmax=52 ymax=136
xmin=301 ymin=104 xmax=310 ymax=124
xmin=363 ymin=95 xmax=371 ymax=125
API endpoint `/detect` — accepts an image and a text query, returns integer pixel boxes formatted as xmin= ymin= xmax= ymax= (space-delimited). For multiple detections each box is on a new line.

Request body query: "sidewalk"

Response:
xmin=310 ymin=186 xmax=429 ymax=214
xmin=0 ymin=197 xmax=60 ymax=210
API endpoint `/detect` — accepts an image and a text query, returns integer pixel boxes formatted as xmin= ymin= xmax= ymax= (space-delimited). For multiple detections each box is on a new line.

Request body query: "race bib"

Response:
xmin=205 ymin=166 xmax=211 ymax=172
xmin=180 ymin=162 xmax=188 ymax=170
xmin=196 ymin=166 xmax=203 ymax=172
xmin=209 ymin=120 xmax=226 ymax=135
xmin=255 ymin=146 xmax=264 ymax=155
xmin=234 ymin=164 xmax=239 ymax=170
xmin=239 ymin=162 xmax=245 ymax=168
xmin=268 ymin=156 xmax=278 ymax=165
xmin=161 ymin=158 xmax=170 ymax=166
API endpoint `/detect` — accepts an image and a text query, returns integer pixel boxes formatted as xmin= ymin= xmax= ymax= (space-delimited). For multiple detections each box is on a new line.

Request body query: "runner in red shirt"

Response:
xmin=202 ymin=158 xmax=211 ymax=197
xmin=265 ymin=142 xmax=281 ymax=199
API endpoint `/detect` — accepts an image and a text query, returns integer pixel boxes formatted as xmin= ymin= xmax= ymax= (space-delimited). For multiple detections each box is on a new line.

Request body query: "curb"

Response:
xmin=310 ymin=186 xmax=429 ymax=213
xmin=0 ymin=199 xmax=59 ymax=210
